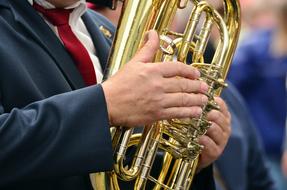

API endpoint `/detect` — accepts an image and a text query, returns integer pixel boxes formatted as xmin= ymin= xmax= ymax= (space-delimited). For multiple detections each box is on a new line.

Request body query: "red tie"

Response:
xmin=33 ymin=3 xmax=97 ymax=86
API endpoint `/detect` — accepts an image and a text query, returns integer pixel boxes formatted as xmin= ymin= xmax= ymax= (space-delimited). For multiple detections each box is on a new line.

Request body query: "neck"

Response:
xmin=46 ymin=0 xmax=79 ymax=8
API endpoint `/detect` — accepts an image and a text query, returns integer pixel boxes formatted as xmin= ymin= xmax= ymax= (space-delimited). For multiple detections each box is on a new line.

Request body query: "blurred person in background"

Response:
xmin=240 ymin=0 xmax=275 ymax=30
xmin=228 ymin=0 xmax=287 ymax=189
xmin=235 ymin=0 xmax=275 ymax=42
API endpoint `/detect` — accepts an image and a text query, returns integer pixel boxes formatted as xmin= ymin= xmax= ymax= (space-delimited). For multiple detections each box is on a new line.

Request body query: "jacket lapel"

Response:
xmin=6 ymin=0 xmax=85 ymax=89
xmin=82 ymin=11 xmax=113 ymax=73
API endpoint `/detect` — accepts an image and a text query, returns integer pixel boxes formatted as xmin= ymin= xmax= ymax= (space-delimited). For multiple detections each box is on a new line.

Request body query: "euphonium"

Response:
xmin=91 ymin=0 xmax=241 ymax=189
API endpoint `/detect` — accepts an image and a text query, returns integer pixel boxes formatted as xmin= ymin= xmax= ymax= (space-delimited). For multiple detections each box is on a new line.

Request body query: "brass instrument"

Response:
xmin=91 ymin=0 xmax=241 ymax=189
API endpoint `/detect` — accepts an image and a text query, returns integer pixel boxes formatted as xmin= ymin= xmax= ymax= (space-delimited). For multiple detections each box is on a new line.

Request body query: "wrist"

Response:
xmin=101 ymin=82 xmax=114 ymax=126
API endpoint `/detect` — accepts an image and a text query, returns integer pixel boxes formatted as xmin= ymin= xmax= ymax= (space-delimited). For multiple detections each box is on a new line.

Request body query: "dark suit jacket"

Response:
xmin=0 ymin=0 xmax=214 ymax=189
xmin=0 ymin=0 xmax=114 ymax=189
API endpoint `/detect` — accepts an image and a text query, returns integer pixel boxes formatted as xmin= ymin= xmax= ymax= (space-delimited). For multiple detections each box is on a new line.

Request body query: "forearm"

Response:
xmin=0 ymin=85 xmax=113 ymax=186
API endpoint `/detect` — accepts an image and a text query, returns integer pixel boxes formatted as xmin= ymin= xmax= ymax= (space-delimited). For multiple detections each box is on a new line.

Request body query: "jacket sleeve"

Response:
xmin=0 ymin=85 xmax=113 ymax=186
xmin=192 ymin=165 xmax=215 ymax=190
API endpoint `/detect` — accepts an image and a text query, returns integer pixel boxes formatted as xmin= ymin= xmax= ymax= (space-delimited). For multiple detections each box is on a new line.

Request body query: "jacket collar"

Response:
xmin=5 ymin=0 xmax=86 ymax=89
xmin=1 ymin=0 xmax=112 ymax=89
xmin=82 ymin=11 xmax=112 ymax=71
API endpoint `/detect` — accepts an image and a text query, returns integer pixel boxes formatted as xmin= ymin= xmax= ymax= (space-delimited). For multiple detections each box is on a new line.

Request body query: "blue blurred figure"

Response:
xmin=228 ymin=2 xmax=287 ymax=189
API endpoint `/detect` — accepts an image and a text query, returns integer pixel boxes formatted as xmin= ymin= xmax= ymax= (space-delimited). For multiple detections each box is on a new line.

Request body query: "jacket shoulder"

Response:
xmin=85 ymin=9 xmax=116 ymax=36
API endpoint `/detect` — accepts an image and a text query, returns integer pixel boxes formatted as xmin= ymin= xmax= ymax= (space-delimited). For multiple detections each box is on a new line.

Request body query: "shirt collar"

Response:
xmin=28 ymin=0 xmax=87 ymax=26
xmin=28 ymin=0 xmax=87 ymax=11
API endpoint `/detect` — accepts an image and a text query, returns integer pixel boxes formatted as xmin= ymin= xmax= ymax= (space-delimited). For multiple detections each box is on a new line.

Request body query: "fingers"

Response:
xmin=131 ymin=30 xmax=160 ymax=63
xmin=157 ymin=62 xmax=201 ymax=79
xmin=198 ymin=135 xmax=221 ymax=169
xmin=163 ymin=77 xmax=209 ymax=94
xmin=207 ymin=109 xmax=231 ymax=134
xmin=159 ymin=106 xmax=203 ymax=120
xmin=205 ymin=123 xmax=224 ymax=146
xmin=162 ymin=93 xmax=208 ymax=108
xmin=198 ymin=123 xmax=229 ymax=169
xmin=197 ymin=98 xmax=231 ymax=169
xmin=204 ymin=107 xmax=231 ymax=149
xmin=214 ymin=97 xmax=230 ymax=118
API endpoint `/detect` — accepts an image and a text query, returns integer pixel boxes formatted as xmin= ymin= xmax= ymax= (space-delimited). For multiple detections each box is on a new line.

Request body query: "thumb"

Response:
xmin=131 ymin=30 xmax=160 ymax=63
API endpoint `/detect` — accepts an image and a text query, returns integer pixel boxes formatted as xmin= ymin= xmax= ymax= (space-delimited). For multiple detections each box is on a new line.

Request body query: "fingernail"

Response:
xmin=195 ymin=107 xmax=203 ymax=117
xmin=195 ymin=69 xmax=201 ymax=78
xmin=202 ymin=95 xmax=208 ymax=104
xmin=143 ymin=31 xmax=151 ymax=45
xmin=201 ymin=82 xmax=209 ymax=92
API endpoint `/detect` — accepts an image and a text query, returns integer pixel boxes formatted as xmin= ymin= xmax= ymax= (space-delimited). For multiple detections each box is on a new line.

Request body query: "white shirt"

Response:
xmin=28 ymin=0 xmax=104 ymax=83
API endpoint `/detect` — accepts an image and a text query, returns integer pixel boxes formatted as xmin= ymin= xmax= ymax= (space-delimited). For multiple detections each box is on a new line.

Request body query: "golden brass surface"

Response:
xmin=91 ymin=0 xmax=241 ymax=189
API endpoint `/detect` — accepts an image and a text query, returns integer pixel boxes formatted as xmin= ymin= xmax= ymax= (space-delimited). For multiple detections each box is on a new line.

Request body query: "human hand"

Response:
xmin=281 ymin=150 xmax=287 ymax=177
xmin=102 ymin=30 xmax=209 ymax=127
xmin=197 ymin=97 xmax=231 ymax=170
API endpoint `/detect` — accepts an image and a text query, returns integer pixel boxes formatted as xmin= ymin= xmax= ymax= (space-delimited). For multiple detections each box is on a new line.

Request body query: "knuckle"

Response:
xmin=151 ymin=80 xmax=163 ymax=92
xmin=207 ymin=110 xmax=218 ymax=121
xmin=175 ymin=108 xmax=187 ymax=118
xmin=144 ymin=64 xmax=156 ymax=74
xmin=138 ymin=65 xmax=150 ymax=79
xmin=145 ymin=39 xmax=158 ymax=52
xmin=214 ymin=110 xmax=221 ymax=120
xmin=178 ymin=110 xmax=186 ymax=118
xmin=153 ymin=63 xmax=162 ymax=73
xmin=155 ymin=109 xmax=164 ymax=120
xmin=147 ymin=105 xmax=163 ymax=121
xmin=174 ymin=64 xmax=182 ymax=76
xmin=214 ymin=147 xmax=223 ymax=158
xmin=227 ymin=116 xmax=231 ymax=127
xmin=180 ymin=78 xmax=189 ymax=92
xmin=179 ymin=108 xmax=195 ymax=119
xmin=144 ymin=64 xmax=160 ymax=76
xmin=201 ymin=95 xmax=208 ymax=105
xmin=190 ymin=66 xmax=200 ymax=78
xmin=199 ymin=81 xmax=209 ymax=93
xmin=190 ymin=80 xmax=200 ymax=92
xmin=226 ymin=124 xmax=232 ymax=135
xmin=222 ymin=129 xmax=230 ymax=142
xmin=158 ymin=97 xmax=166 ymax=108
xmin=190 ymin=107 xmax=202 ymax=118
xmin=149 ymin=94 xmax=164 ymax=109
xmin=207 ymin=124 xmax=217 ymax=136
xmin=199 ymin=135 xmax=209 ymax=146
xmin=181 ymin=93 xmax=189 ymax=106
xmin=216 ymin=97 xmax=227 ymax=109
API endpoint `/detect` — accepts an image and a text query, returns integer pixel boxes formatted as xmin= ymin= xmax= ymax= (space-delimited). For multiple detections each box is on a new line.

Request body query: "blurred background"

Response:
xmin=229 ymin=0 xmax=287 ymax=189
